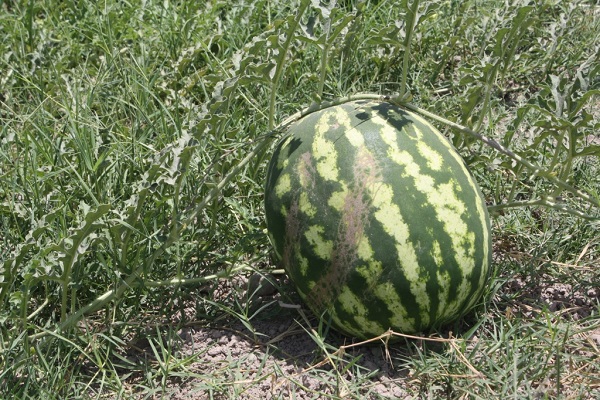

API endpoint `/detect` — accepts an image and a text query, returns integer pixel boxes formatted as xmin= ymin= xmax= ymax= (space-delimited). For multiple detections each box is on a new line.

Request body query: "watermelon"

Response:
xmin=264 ymin=100 xmax=492 ymax=339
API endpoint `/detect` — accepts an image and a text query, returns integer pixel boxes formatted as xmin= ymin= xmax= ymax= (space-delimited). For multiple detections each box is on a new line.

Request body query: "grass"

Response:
xmin=0 ymin=0 xmax=599 ymax=398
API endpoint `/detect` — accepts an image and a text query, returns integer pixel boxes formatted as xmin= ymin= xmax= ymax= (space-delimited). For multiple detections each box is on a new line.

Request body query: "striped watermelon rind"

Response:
xmin=264 ymin=100 xmax=492 ymax=339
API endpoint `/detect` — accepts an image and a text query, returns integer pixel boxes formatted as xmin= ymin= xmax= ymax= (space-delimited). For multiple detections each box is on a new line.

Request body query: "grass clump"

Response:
xmin=0 ymin=0 xmax=598 ymax=398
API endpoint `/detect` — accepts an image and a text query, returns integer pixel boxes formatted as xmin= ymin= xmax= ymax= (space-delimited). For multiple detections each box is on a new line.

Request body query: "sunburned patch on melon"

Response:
xmin=307 ymin=146 xmax=379 ymax=311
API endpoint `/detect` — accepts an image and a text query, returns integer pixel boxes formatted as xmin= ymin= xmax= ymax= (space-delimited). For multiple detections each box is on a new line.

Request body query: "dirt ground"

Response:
xmin=118 ymin=265 xmax=599 ymax=400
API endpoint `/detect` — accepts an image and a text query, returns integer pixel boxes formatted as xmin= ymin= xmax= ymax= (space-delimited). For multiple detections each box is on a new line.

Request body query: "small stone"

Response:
xmin=363 ymin=360 xmax=379 ymax=372
xmin=210 ymin=330 xmax=224 ymax=340
xmin=207 ymin=346 xmax=222 ymax=357
xmin=178 ymin=328 xmax=193 ymax=344
xmin=245 ymin=353 xmax=257 ymax=364
xmin=391 ymin=386 xmax=406 ymax=397
xmin=248 ymin=273 xmax=278 ymax=297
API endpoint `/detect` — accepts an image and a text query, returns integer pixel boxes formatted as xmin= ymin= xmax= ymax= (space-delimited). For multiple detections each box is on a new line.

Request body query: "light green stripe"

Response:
xmin=313 ymin=110 xmax=343 ymax=181
xmin=431 ymin=240 xmax=451 ymax=318
xmin=408 ymin=112 xmax=490 ymax=311
xmin=356 ymin=260 xmax=382 ymax=287
xmin=275 ymin=173 xmax=291 ymax=197
xmin=374 ymin=114 xmax=477 ymax=308
xmin=299 ymin=256 xmax=310 ymax=277
xmin=408 ymin=112 xmax=490 ymax=286
xmin=276 ymin=136 xmax=293 ymax=169
xmin=368 ymin=181 xmax=430 ymax=326
xmin=356 ymin=234 xmax=375 ymax=261
xmin=417 ymin=140 xmax=443 ymax=171
xmin=298 ymin=192 xmax=316 ymax=217
xmin=304 ymin=225 xmax=333 ymax=260
xmin=373 ymin=281 xmax=415 ymax=332
xmin=345 ymin=125 xmax=366 ymax=148
xmin=327 ymin=184 xmax=348 ymax=212
xmin=337 ymin=286 xmax=385 ymax=335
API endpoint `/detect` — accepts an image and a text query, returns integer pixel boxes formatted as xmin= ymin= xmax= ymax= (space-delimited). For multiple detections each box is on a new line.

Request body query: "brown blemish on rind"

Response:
xmin=281 ymin=152 xmax=319 ymax=284
xmin=307 ymin=147 xmax=382 ymax=313
xmin=297 ymin=152 xmax=317 ymax=190
xmin=283 ymin=200 xmax=302 ymax=275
